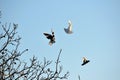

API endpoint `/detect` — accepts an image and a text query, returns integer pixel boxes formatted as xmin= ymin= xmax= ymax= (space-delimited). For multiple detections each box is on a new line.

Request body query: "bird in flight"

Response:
xmin=64 ymin=20 xmax=73 ymax=34
xmin=81 ymin=57 xmax=90 ymax=66
xmin=43 ymin=29 xmax=55 ymax=46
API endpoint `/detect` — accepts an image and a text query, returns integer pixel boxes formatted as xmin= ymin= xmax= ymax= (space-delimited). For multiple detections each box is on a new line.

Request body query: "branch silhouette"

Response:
xmin=0 ymin=23 xmax=69 ymax=80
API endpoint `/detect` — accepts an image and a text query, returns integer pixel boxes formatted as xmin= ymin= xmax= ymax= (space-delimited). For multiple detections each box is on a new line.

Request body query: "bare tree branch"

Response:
xmin=78 ymin=75 xmax=80 ymax=80
xmin=0 ymin=23 xmax=69 ymax=80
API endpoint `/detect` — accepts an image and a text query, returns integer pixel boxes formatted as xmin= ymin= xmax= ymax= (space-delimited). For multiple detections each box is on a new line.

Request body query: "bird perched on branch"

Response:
xmin=81 ymin=57 xmax=90 ymax=66
xmin=43 ymin=29 xmax=55 ymax=46
xmin=64 ymin=20 xmax=73 ymax=34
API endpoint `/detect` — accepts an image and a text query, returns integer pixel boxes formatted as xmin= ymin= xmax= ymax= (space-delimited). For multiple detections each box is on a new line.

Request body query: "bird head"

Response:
xmin=51 ymin=28 xmax=54 ymax=34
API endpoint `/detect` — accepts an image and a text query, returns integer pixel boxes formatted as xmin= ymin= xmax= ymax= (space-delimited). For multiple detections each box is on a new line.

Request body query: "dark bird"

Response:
xmin=43 ymin=29 xmax=55 ymax=46
xmin=81 ymin=57 xmax=90 ymax=66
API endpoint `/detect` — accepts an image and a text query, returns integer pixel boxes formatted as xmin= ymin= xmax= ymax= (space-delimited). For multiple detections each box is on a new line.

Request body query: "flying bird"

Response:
xmin=43 ymin=29 xmax=55 ymax=46
xmin=81 ymin=57 xmax=90 ymax=66
xmin=64 ymin=20 xmax=73 ymax=34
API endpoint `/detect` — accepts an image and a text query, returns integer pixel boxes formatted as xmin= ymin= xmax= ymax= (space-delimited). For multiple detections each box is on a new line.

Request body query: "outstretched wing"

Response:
xmin=43 ymin=33 xmax=52 ymax=39
xmin=68 ymin=20 xmax=72 ymax=31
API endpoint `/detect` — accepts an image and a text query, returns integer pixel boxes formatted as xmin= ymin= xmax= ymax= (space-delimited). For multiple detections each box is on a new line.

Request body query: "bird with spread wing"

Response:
xmin=43 ymin=29 xmax=55 ymax=46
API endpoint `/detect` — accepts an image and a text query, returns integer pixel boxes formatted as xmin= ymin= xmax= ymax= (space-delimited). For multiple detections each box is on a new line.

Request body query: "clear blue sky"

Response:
xmin=1 ymin=0 xmax=120 ymax=80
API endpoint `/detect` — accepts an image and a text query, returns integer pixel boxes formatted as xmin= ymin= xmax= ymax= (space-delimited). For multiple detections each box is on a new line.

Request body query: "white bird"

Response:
xmin=64 ymin=20 xmax=73 ymax=34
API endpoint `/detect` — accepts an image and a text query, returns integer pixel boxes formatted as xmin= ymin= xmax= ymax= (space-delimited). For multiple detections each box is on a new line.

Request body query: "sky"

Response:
xmin=0 ymin=0 xmax=120 ymax=80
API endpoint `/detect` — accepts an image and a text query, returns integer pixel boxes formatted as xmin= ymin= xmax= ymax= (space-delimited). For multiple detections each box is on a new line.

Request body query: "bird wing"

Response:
xmin=43 ymin=33 xmax=52 ymax=39
xmin=68 ymin=20 xmax=72 ymax=31
xmin=64 ymin=28 xmax=68 ymax=33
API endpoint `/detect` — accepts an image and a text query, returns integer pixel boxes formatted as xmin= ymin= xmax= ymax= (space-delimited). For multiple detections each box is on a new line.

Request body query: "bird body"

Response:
xmin=81 ymin=57 xmax=90 ymax=66
xmin=43 ymin=31 xmax=55 ymax=46
xmin=64 ymin=20 xmax=73 ymax=34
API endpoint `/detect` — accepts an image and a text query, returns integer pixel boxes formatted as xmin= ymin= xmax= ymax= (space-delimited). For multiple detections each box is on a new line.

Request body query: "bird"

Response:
xmin=64 ymin=20 xmax=73 ymax=34
xmin=81 ymin=57 xmax=90 ymax=66
xmin=43 ymin=29 xmax=55 ymax=46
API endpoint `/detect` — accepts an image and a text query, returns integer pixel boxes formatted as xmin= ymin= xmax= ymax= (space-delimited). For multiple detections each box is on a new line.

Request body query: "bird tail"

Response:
xmin=49 ymin=41 xmax=53 ymax=46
